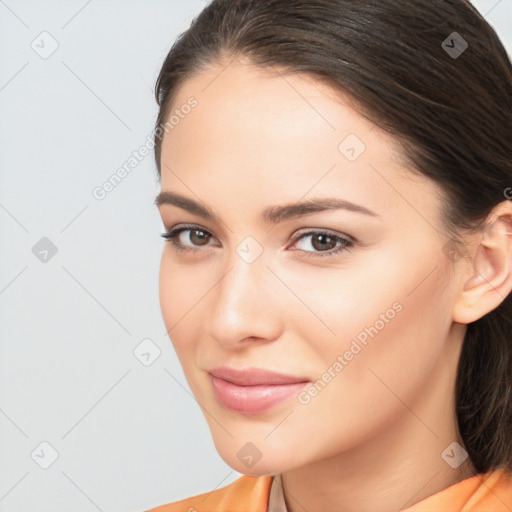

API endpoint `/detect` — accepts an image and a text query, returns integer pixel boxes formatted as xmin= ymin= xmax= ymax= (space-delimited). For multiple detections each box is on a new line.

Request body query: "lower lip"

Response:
xmin=209 ymin=375 xmax=309 ymax=414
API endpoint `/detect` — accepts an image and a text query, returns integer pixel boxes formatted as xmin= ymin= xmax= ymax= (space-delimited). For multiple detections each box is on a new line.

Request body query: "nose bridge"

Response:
xmin=215 ymin=243 xmax=267 ymax=315
xmin=207 ymin=239 xmax=280 ymax=344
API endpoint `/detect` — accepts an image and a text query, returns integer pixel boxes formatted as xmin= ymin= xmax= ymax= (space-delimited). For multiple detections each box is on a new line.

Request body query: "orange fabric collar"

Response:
xmin=146 ymin=467 xmax=512 ymax=512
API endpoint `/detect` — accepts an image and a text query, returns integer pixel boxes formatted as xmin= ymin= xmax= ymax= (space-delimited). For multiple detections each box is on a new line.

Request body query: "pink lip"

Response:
xmin=208 ymin=366 xmax=310 ymax=414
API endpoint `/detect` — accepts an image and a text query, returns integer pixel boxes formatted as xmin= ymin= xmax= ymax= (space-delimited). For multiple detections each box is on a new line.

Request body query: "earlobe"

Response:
xmin=452 ymin=203 xmax=512 ymax=325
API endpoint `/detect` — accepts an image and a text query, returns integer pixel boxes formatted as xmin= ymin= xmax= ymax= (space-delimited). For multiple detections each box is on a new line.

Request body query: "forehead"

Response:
xmin=163 ymin=58 xmax=400 ymax=156
xmin=159 ymin=59 xmax=441 ymax=228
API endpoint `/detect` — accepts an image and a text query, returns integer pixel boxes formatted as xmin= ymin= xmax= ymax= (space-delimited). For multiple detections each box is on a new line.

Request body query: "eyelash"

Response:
xmin=160 ymin=224 xmax=355 ymax=258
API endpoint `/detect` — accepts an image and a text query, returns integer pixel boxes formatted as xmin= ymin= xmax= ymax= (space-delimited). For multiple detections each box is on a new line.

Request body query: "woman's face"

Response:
xmin=157 ymin=59 xmax=464 ymax=476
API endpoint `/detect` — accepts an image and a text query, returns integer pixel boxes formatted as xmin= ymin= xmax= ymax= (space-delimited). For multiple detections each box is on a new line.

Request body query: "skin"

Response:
xmin=156 ymin=57 xmax=512 ymax=512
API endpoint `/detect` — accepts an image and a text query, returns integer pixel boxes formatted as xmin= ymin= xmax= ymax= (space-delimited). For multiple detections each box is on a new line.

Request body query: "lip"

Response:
xmin=208 ymin=366 xmax=310 ymax=414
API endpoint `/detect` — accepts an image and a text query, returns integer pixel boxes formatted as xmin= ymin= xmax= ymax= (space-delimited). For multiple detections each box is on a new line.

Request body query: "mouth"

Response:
xmin=208 ymin=366 xmax=310 ymax=414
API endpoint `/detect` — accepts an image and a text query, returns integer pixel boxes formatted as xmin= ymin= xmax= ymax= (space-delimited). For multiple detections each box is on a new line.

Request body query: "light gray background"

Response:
xmin=0 ymin=1 xmax=511 ymax=511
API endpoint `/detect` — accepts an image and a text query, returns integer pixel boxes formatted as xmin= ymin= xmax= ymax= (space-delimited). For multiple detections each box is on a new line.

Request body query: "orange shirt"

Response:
xmin=146 ymin=467 xmax=512 ymax=512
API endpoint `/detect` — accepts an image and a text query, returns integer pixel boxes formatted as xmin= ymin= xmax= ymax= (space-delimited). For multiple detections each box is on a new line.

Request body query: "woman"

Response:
xmin=146 ymin=0 xmax=512 ymax=510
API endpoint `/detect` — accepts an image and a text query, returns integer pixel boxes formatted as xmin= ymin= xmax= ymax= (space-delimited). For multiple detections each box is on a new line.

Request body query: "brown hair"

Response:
xmin=153 ymin=0 xmax=512 ymax=473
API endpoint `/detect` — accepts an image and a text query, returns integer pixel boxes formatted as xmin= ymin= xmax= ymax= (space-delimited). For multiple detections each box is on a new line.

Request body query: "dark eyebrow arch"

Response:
xmin=154 ymin=191 xmax=381 ymax=224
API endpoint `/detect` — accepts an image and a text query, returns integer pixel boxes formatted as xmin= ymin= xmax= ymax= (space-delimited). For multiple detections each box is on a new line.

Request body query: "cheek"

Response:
xmin=269 ymin=279 xmax=449 ymax=468
xmin=159 ymin=250 xmax=207 ymax=323
xmin=299 ymin=250 xmax=451 ymax=418
xmin=271 ymin=248 xmax=412 ymax=355
xmin=158 ymin=252 xmax=175 ymax=330
xmin=158 ymin=251 xmax=199 ymax=359
xmin=286 ymin=242 xmax=450 ymax=387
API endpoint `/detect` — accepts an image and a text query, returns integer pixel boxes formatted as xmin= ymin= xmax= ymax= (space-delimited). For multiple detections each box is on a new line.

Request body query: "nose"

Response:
xmin=206 ymin=248 xmax=283 ymax=350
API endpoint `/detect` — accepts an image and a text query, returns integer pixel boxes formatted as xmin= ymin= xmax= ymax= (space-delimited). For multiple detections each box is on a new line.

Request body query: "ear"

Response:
xmin=452 ymin=201 xmax=512 ymax=325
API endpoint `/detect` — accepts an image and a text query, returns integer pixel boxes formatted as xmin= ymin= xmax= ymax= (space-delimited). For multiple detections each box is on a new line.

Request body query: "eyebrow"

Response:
xmin=154 ymin=191 xmax=381 ymax=224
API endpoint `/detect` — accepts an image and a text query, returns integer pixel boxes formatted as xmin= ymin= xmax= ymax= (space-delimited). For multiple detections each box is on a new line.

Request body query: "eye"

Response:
xmin=289 ymin=230 xmax=354 ymax=257
xmin=160 ymin=224 xmax=218 ymax=254
xmin=160 ymin=225 xmax=355 ymax=258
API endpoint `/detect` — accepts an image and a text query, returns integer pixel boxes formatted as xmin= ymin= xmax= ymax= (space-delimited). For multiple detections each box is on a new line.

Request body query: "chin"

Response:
xmin=214 ymin=442 xmax=297 ymax=477
xmin=227 ymin=458 xmax=284 ymax=477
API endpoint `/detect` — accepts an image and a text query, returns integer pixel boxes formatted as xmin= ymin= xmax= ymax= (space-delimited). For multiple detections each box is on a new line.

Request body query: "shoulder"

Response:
xmin=403 ymin=467 xmax=512 ymax=512
xmin=145 ymin=474 xmax=274 ymax=512
xmin=472 ymin=468 xmax=512 ymax=511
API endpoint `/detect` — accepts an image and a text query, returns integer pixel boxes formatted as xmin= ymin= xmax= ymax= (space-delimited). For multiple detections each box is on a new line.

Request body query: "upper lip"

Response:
xmin=209 ymin=366 xmax=310 ymax=386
